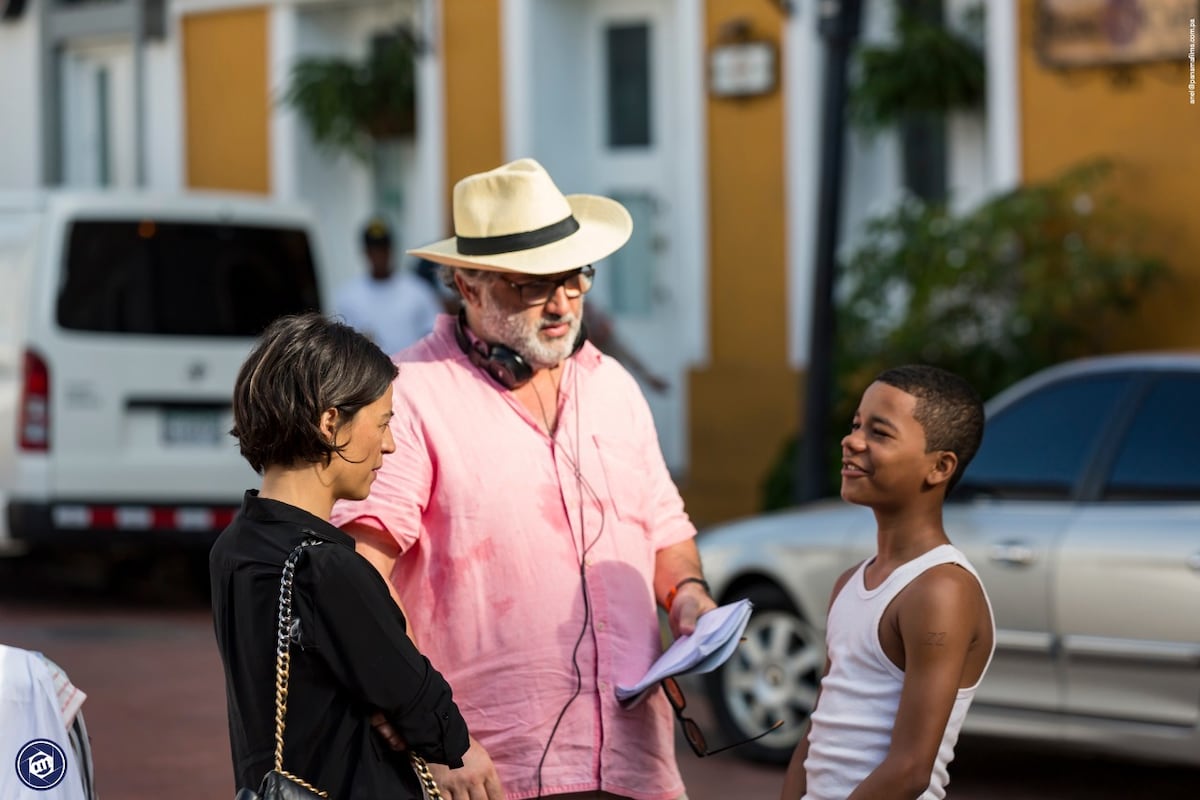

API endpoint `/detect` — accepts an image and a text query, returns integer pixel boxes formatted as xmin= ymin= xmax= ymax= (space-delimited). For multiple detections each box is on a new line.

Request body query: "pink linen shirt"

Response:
xmin=331 ymin=314 xmax=696 ymax=800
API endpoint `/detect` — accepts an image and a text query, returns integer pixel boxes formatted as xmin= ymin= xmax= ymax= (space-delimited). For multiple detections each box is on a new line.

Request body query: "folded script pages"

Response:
xmin=615 ymin=598 xmax=753 ymax=708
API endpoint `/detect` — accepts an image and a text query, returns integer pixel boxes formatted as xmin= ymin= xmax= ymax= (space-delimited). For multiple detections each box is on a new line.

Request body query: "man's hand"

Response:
xmin=668 ymin=582 xmax=718 ymax=638
xmin=428 ymin=735 xmax=505 ymax=800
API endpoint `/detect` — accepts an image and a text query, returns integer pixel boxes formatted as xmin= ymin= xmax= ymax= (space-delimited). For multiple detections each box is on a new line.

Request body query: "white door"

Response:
xmin=582 ymin=0 xmax=688 ymax=474
xmin=59 ymin=38 xmax=137 ymax=188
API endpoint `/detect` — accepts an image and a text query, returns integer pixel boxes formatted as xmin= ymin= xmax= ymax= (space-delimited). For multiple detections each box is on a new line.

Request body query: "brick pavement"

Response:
xmin=1 ymin=606 xmax=230 ymax=799
xmin=0 ymin=599 xmax=782 ymax=800
xmin=2 ymin=554 xmax=1196 ymax=800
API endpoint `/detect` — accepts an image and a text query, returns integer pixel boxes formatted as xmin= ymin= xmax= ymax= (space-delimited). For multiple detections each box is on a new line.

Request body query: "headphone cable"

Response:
xmin=531 ymin=361 xmax=605 ymax=797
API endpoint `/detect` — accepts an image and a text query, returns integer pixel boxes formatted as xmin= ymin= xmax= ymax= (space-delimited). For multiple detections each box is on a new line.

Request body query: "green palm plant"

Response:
xmin=282 ymin=28 xmax=420 ymax=161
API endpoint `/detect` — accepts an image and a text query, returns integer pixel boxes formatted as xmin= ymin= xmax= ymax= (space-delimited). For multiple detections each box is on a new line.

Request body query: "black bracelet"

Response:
xmin=665 ymin=576 xmax=711 ymax=611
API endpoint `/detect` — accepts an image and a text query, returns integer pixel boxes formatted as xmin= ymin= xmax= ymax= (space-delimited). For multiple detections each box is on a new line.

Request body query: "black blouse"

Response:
xmin=210 ymin=491 xmax=469 ymax=800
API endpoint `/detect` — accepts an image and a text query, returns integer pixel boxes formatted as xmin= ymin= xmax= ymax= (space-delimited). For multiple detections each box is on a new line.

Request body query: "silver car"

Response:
xmin=698 ymin=353 xmax=1200 ymax=766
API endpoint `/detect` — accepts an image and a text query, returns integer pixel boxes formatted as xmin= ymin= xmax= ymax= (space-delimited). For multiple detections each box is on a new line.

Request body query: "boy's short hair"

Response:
xmin=875 ymin=364 xmax=984 ymax=493
xmin=231 ymin=312 xmax=398 ymax=473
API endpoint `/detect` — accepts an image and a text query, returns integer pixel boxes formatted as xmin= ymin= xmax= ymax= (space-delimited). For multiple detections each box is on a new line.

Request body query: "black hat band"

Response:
xmin=456 ymin=214 xmax=580 ymax=256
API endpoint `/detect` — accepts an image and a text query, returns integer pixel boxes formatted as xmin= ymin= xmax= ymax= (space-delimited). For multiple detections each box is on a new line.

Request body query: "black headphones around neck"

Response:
xmin=453 ymin=310 xmax=587 ymax=390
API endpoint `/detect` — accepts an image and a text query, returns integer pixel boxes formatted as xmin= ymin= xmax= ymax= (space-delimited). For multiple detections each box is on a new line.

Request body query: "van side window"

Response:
xmin=57 ymin=221 xmax=321 ymax=336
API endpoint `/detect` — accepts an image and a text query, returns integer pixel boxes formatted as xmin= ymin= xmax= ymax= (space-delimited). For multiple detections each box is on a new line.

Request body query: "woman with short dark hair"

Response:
xmin=210 ymin=312 xmax=469 ymax=799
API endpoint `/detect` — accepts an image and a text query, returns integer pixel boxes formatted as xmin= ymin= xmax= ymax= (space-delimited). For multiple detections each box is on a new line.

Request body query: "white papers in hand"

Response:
xmin=615 ymin=598 xmax=753 ymax=708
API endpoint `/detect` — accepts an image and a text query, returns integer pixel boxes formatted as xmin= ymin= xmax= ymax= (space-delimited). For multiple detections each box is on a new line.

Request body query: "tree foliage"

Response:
xmin=762 ymin=160 xmax=1169 ymax=510
xmin=850 ymin=3 xmax=986 ymax=132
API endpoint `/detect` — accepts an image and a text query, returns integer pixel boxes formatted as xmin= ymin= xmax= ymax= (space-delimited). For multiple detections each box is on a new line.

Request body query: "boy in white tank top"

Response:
xmin=780 ymin=365 xmax=995 ymax=800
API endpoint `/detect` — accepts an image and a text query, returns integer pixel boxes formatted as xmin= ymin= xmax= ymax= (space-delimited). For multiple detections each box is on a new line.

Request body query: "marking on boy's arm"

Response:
xmin=925 ymin=632 xmax=947 ymax=646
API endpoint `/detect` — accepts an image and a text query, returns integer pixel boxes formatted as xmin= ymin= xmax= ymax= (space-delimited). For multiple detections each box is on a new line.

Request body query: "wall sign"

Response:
xmin=1037 ymin=0 xmax=1199 ymax=67
xmin=709 ymin=41 xmax=777 ymax=98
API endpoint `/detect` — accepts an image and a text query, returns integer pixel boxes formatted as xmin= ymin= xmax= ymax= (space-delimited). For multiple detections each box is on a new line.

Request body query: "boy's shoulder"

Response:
xmin=887 ymin=554 xmax=991 ymax=645
xmin=873 ymin=545 xmax=984 ymax=620
xmin=901 ymin=561 xmax=984 ymax=609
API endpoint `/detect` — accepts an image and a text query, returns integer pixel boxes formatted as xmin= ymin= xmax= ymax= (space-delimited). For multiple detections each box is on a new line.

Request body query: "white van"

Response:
xmin=0 ymin=190 xmax=327 ymax=555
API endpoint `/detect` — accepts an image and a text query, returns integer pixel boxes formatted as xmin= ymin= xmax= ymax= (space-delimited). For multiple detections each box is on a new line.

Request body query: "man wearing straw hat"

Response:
xmin=332 ymin=159 xmax=715 ymax=800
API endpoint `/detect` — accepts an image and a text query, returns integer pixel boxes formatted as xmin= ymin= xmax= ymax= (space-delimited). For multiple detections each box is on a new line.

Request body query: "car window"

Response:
xmin=956 ymin=374 xmax=1131 ymax=499
xmin=1103 ymin=374 xmax=1200 ymax=500
xmin=57 ymin=220 xmax=320 ymax=337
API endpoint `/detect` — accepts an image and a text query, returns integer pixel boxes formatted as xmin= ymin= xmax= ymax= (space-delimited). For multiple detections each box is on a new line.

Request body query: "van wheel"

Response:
xmin=703 ymin=583 xmax=823 ymax=764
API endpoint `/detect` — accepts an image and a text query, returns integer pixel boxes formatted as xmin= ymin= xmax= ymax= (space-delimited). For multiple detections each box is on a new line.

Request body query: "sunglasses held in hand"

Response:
xmin=662 ymin=676 xmax=783 ymax=757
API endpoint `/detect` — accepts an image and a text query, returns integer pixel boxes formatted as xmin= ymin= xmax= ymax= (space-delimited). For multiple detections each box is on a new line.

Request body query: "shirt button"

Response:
xmin=598 ymin=681 xmax=608 ymax=691
xmin=441 ymin=712 xmax=450 ymax=720
xmin=584 ymin=557 xmax=594 ymax=567
xmin=596 ymin=620 xmax=606 ymax=631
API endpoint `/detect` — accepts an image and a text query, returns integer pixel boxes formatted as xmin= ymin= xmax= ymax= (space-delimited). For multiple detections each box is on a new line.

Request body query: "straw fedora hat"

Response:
xmin=407 ymin=158 xmax=632 ymax=275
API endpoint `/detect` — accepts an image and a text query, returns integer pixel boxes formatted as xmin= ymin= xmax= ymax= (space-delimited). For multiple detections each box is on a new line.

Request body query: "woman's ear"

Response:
xmin=318 ymin=407 xmax=340 ymax=445
xmin=926 ymin=450 xmax=958 ymax=490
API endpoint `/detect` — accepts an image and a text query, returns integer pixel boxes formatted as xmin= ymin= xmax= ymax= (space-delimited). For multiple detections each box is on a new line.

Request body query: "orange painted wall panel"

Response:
xmin=1018 ymin=0 xmax=1200 ymax=348
xmin=182 ymin=8 xmax=271 ymax=194
xmin=685 ymin=1 xmax=796 ymax=524
xmin=705 ymin=0 xmax=789 ymax=367
xmin=441 ymin=0 xmax=505 ymax=220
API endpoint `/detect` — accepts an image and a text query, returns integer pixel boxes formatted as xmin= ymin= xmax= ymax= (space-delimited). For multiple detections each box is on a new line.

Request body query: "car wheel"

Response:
xmin=703 ymin=582 xmax=823 ymax=764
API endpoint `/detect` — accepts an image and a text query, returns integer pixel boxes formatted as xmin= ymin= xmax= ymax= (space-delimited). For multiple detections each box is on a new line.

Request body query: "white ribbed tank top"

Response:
xmin=802 ymin=544 xmax=994 ymax=800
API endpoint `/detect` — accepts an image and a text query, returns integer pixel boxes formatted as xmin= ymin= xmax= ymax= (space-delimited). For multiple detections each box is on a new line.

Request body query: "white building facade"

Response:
xmin=0 ymin=0 xmax=1019 ymax=521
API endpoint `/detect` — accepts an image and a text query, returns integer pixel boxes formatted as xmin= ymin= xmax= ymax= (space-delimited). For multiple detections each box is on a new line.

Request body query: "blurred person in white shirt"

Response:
xmin=334 ymin=217 xmax=443 ymax=355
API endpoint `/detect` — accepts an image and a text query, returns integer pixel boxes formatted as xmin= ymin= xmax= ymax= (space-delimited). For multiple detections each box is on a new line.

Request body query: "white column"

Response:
xmin=783 ymin=6 xmax=824 ymax=368
xmin=676 ymin=0 xmax=709 ymax=364
xmin=269 ymin=0 xmax=299 ymax=200
xmin=986 ymin=0 xmax=1021 ymax=191
xmin=412 ymin=0 xmax=447 ymax=242
xmin=502 ymin=0 xmax=533 ymax=159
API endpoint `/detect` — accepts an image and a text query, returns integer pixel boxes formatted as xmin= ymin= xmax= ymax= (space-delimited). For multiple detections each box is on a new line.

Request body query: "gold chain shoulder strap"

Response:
xmin=409 ymin=753 xmax=443 ymax=800
xmin=276 ymin=539 xmax=445 ymax=800
xmin=273 ymin=539 xmax=328 ymax=798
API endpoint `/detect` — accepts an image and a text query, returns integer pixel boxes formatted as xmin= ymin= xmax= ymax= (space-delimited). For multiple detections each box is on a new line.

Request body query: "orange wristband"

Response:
xmin=664 ymin=577 xmax=710 ymax=612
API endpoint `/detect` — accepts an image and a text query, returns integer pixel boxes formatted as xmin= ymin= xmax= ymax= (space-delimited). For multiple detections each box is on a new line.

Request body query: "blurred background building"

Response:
xmin=1 ymin=0 xmax=1196 ymax=526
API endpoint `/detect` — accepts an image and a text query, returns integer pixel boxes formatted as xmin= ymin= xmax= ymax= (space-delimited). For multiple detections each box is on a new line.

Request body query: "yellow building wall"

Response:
xmin=182 ymin=8 xmax=271 ymax=194
xmin=441 ymin=0 xmax=505 ymax=217
xmin=684 ymin=1 xmax=797 ymax=526
xmin=1018 ymin=0 xmax=1200 ymax=349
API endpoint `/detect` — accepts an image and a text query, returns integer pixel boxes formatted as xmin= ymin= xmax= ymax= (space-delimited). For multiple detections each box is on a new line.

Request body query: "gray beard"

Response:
xmin=476 ymin=291 xmax=582 ymax=370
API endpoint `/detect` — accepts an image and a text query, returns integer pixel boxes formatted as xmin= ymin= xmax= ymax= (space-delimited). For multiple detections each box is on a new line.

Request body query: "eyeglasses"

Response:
xmin=499 ymin=265 xmax=595 ymax=307
xmin=662 ymin=677 xmax=783 ymax=758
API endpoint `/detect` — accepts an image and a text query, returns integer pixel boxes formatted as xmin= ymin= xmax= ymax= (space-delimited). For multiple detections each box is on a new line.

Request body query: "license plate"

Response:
xmin=163 ymin=408 xmax=222 ymax=446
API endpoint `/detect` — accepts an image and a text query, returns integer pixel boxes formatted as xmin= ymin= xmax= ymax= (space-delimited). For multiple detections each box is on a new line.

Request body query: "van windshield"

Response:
xmin=57 ymin=219 xmax=321 ymax=336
